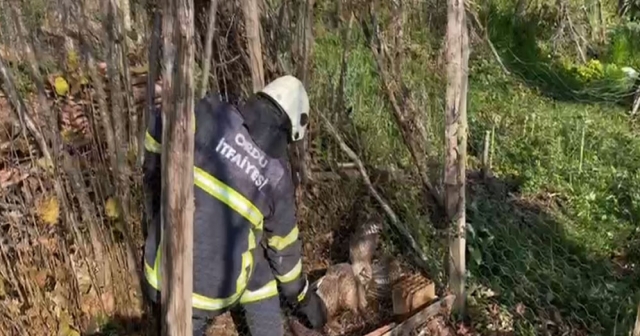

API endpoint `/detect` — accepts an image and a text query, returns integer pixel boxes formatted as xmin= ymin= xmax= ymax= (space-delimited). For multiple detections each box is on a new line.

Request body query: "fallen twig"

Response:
xmin=364 ymin=324 xmax=396 ymax=336
xmin=318 ymin=111 xmax=431 ymax=272
xmin=385 ymin=294 xmax=455 ymax=336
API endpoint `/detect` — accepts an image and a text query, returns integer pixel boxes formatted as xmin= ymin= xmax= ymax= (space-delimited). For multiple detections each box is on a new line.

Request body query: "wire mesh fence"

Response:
xmin=463 ymin=34 xmax=640 ymax=335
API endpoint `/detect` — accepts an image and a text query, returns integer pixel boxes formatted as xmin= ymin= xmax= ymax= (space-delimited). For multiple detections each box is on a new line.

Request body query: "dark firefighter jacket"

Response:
xmin=142 ymin=94 xmax=308 ymax=316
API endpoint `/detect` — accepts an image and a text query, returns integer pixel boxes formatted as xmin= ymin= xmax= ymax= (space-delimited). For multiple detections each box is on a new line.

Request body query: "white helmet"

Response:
xmin=259 ymin=75 xmax=310 ymax=141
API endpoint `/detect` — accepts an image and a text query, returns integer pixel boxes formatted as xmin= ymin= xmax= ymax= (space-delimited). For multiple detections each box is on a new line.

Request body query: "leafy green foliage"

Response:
xmin=467 ymin=58 xmax=640 ymax=333
xmin=607 ymin=22 xmax=640 ymax=69
xmin=312 ymin=1 xmax=640 ymax=334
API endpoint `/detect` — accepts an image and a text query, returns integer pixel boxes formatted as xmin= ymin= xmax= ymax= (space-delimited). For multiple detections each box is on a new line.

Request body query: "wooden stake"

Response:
xmin=482 ymin=130 xmax=490 ymax=177
xmin=444 ymin=0 xmax=469 ymax=316
xmin=160 ymin=0 xmax=195 ymax=334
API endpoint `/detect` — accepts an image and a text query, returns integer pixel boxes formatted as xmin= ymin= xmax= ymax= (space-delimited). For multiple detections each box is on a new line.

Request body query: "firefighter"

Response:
xmin=142 ymin=75 xmax=327 ymax=335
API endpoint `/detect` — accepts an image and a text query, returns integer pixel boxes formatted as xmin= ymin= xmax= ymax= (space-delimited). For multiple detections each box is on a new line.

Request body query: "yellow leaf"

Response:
xmin=127 ymin=146 xmax=138 ymax=165
xmin=36 ymin=156 xmax=55 ymax=174
xmin=54 ymin=76 xmax=70 ymax=96
xmin=130 ymin=64 xmax=149 ymax=74
xmin=66 ymin=50 xmax=79 ymax=71
xmin=105 ymin=197 xmax=120 ymax=220
xmin=57 ymin=311 xmax=79 ymax=336
xmin=36 ymin=196 xmax=60 ymax=226
xmin=60 ymin=129 xmax=75 ymax=144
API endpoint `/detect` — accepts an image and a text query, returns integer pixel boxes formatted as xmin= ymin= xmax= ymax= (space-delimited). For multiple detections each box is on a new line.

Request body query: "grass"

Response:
xmin=310 ymin=3 xmax=640 ymax=335
xmin=467 ymin=59 xmax=640 ymax=335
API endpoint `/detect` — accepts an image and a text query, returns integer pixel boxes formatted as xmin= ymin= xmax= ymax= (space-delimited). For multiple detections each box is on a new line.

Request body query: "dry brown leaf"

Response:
xmin=26 ymin=306 xmax=40 ymax=320
xmin=97 ymin=62 xmax=108 ymax=75
xmin=101 ymin=291 xmax=115 ymax=313
xmin=0 ymin=168 xmax=29 ymax=189
xmin=34 ymin=270 xmax=49 ymax=288
xmin=38 ymin=237 xmax=59 ymax=252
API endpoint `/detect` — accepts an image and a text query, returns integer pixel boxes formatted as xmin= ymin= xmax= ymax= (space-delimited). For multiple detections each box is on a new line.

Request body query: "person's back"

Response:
xmin=141 ymin=76 xmax=326 ymax=336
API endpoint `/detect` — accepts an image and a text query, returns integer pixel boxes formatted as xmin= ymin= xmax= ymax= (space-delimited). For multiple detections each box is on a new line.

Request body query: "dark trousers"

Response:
xmin=192 ymin=296 xmax=284 ymax=336
xmin=146 ymin=291 xmax=284 ymax=336
xmin=142 ymin=249 xmax=285 ymax=335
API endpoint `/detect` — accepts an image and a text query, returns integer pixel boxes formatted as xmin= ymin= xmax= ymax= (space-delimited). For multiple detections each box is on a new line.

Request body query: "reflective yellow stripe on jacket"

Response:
xmin=239 ymin=280 xmax=279 ymax=305
xmin=276 ymin=259 xmax=302 ymax=283
xmin=143 ymin=130 xmax=275 ymax=310
xmin=144 ymin=237 xmax=255 ymax=311
xmin=267 ymin=226 xmax=299 ymax=251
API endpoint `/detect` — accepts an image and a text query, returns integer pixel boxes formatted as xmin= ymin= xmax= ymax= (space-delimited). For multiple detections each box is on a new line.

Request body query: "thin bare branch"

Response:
xmin=0 ymin=57 xmax=52 ymax=165
xmin=318 ymin=110 xmax=431 ymax=273
xmin=242 ymin=0 xmax=265 ymax=92
xmin=8 ymin=4 xmax=62 ymax=162
xmin=199 ymin=0 xmax=219 ymax=98
xmin=467 ymin=8 xmax=510 ymax=76
xmin=368 ymin=37 xmax=444 ymax=211
xmin=361 ymin=5 xmax=444 ymax=214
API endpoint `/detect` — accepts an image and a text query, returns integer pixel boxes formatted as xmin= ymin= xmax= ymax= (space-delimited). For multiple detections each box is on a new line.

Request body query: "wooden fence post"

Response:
xmin=444 ymin=0 xmax=470 ymax=316
xmin=160 ymin=0 xmax=196 ymax=334
xmin=482 ymin=130 xmax=491 ymax=177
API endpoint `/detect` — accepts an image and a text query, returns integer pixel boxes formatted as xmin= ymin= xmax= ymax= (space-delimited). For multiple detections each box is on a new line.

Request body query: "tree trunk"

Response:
xmin=242 ymin=0 xmax=265 ymax=92
xmin=444 ymin=0 xmax=469 ymax=315
xmin=160 ymin=0 xmax=196 ymax=334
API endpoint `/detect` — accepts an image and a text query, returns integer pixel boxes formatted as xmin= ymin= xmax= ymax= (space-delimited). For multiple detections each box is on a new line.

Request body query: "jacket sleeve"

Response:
xmin=142 ymin=109 xmax=163 ymax=238
xmin=262 ymin=170 xmax=308 ymax=305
